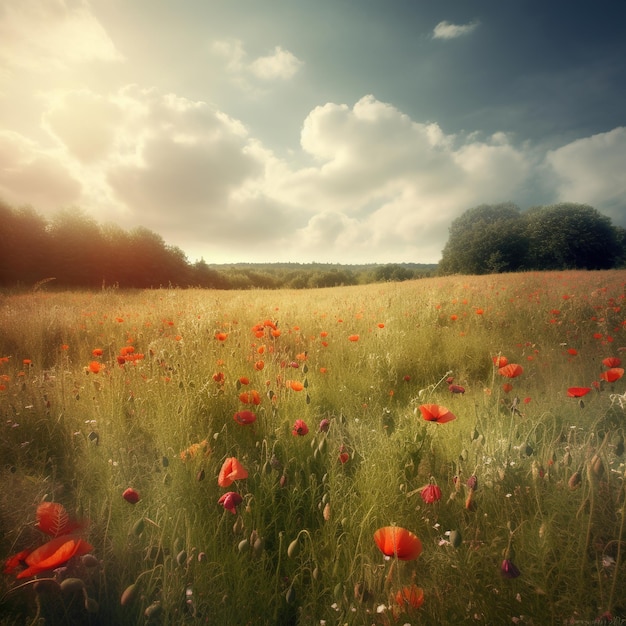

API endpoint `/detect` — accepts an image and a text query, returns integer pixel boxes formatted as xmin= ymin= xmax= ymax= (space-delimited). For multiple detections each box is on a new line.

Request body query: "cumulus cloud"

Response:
xmin=0 ymin=0 xmax=122 ymax=73
xmin=250 ymin=46 xmax=303 ymax=80
xmin=3 ymin=82 xmax=624 ymax=264
xmin=433 ymin=20 xmax=479 ymax=40
xmin=0 ymin=130 xmax=82 ymax=209
xmin=212 ymin=38 xmax=303 ymax=83
xmin=544 ymin=127 xmax=626 ymax=225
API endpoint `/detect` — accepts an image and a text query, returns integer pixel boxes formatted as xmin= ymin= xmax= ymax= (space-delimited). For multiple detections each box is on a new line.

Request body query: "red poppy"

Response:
xmin=92 ymin=348 xmax=103 ymax=357
xmin=492 ymin=356 xmax=508 ymax=368
xmin=218 ymin=492 xmax=243 ymax=514
xmin=88 ymin=361 xmax=102 ymax=374
xmin=122 ymin=488 xmax=140 ymax=504
xmin=292 ymin=419 xmax=309 ymax=436
xmin=348 ymin=334 xmax=359 ymax=342
xmin=239 ymin=390 xmax=261 ymax=405
xmin=448 ymin=384 xmax=465 ymax=394
xmin=498 ymin=363 xmax=523 ymax=378
xmin=215 ymin=332 xmax=228 ymax=341
xmin=36 ymin=502 xmax=82 ymax=537
xmin=16 ymin=535 xmax=93 ymax=579
xmin=394 ymin=584 xmax=424 ymax=609
xmin=601 ymin=368 xmax=624 ymax=383
xmin=420 ymin=483 xmax=442 ymax=504
xmin=419 ymin=404 xmax=456 ymax=424
xmin=4 ymin=549 xmax=31 ymax=575
xmin=218 ymin=457 xmax=248 ymax=487
xmin=502 ymin=383 xmax=513 ymax=393
xmin=373 ymin=526 xmax=422 ymax=561
xmin=567 ymin=387 xmax=592 ymax=398
xmin=233 ymin=410 xmax=257 ymax=425
xmin=603 ymin=357 xmax=622 ymax=368
xmin=566 ymin=348 xmax=578 ymax=356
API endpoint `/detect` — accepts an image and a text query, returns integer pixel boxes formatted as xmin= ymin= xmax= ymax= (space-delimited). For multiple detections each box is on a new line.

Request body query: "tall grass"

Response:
xmin=1 ymin=271 xmax=625 ymax=625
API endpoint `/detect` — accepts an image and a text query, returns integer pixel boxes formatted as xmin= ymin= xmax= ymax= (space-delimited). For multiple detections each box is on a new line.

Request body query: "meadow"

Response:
xmin=0 ymin=270 xmax=625 ymax=625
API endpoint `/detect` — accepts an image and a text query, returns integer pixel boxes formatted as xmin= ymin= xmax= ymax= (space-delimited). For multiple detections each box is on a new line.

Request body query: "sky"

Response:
xmin=1 ymin=0 xmax=625 ymax=265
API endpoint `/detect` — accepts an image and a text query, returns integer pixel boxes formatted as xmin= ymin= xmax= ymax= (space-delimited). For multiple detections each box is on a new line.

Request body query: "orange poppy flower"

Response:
xmin=233 ymin=410 xmax=257 ymax=425
xmin=348 ymin=334 xmax=359 ymax=342
xmin=374 ymin=526 xmax=422 ymax=561
xmin=254 ymin=360 xmax=265 ymax=371
xmin=601 ymin=368 xmax=624 ymax=383
xmin=567 ymin=387 xmax=591 ymax=398
xmin=498 ymin=363 xmax=523 ymax=378
xmin=603 ymin=357 xmax=622 ymax=368
xmin=215 ymin=332 xmax=228 ymax=341
xmin=218 ymin=457 xmax=248 ymax=487
xmin=502 ymin=383 xmax=514 ymax=393
xmin=239 ymin=390 xmax=261 ymax=405
xmin=92 ymin=348 xmax=103 ymax=357
xmin=16 ymin=535 xmax=93 ymax=579
xmin=88 ymin=361 xmax=102 ymax=374
xmin=492 ymin=356 xmax=508 ymax=368
xmin=419 ymin=404 xmax=456 ymax=424
xmin=395 ymin=584 xmax=424 ymax=609
xmin=35 ymin=502 xmax=82 ymax=537
xmin=288 ymin=380 xmax=304 ymax=392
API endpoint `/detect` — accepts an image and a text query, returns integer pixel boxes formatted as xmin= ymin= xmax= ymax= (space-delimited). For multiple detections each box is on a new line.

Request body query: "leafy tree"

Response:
xmin=525 ymin=203 xmax=621 ymax=270
xmin=439 ymin=203 xmax=528 ymax=275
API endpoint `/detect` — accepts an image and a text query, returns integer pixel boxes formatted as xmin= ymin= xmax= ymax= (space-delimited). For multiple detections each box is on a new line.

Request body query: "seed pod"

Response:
xmin=84 ymin=597 xmax=99 ymax=613
xmin=60 ymin=578 xmax=85 ymax=594
xmin=285 ymin=586 xmax=296 ymax=603
xmin=81 ymin=554 xmax=100 ymax=568
xmin=238 ymin=539 xmax=250 ymax=553
xmin=568 ymin=470 xmax=582 ymax=489
xmin=132 ymin=517 xmax=145 ymax=537
xmin=449 ymin=529 xmax=462 ymax=548
xmin=144 ymin=602 xmax=163 ymax=619
xmin=120 ymin=583 xmax=138 ymax=606
xmin=287 ymin=538 xmax=300 ymax=558
xmin=323 ymin=502 xmax=331 ymax=521
xmin=176 ymin=550 xmax=187 ymax=566
xmin=34 ymin=579 xmax=60 ymax=595
xmin=590 ymin=454 xmax=604 ymax=478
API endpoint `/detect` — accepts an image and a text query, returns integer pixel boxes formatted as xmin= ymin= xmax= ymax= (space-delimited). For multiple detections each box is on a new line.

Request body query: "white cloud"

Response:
xmin=250 ymin=46 xmax=303 ymax=80
xmin=0 ymin=0 xmax=122 ymax=74
xmin=0 ymin=130 xmax=82 ymax=209
xmin=2 ymin=83 xmax=624 ymax=264
xmin=212 ymin=38 xmax=302 ymax=84
xmin=433 ymin=20 xmax=479 ymax=40
xmin=545 ymin=127 xmax=626 ymax=223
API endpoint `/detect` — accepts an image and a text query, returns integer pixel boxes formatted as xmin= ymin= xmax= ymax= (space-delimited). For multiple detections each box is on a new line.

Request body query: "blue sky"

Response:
xmin=1 ymin=0 xmax=625 ymax=264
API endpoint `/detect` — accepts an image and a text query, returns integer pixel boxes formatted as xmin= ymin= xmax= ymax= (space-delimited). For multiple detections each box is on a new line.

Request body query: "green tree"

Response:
xmin=439 ymin=203 xmax=528 ymax=275
xmin=524 ymin=203 xmax=620 ymax=270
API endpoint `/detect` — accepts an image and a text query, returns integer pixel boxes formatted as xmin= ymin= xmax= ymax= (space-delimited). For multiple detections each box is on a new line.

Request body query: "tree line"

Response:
xmin=0 ymin=201 xmax=435 ymax=290
xmin=438 ymin=202 xmax=626 ymax=275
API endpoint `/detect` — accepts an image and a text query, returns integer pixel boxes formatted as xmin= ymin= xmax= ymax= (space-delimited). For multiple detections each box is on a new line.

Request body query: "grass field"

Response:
xmin=1 ymin=270 xmax=625 ymax=625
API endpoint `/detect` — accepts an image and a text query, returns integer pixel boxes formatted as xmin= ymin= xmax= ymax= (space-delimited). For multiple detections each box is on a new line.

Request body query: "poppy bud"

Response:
xmin=501 ymin=559 xmax=521 ymax=578
xmin=122 ymin=488 xmax=140 ymax=504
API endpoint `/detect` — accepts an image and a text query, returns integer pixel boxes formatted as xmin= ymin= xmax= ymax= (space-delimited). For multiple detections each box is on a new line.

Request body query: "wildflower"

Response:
xmin=88 ymin=361 xmax=102 ymax=374
xmin=348 ymin=334 xmax=359 ymax=342
xmin=374 ymin=526 xmax=422 ymax=561
xmin=239 ymin=390 xmax=261 ymax=405
xmin=179 ymin=440 xmax=210 ymax=461
xmin=212 ymin=372 xmax=225 ymax=384
xmin=601 ymin=368 xmax=624 ymax=383
xmin=498 ymin=363 xmax=523 ymax=378
xmin=567 ymin=387 xmax=591 ymax=398
xmin=566 ymin=348 xmax=578 ymax=356
xmin=319 ymin=418 xmax=331 ymax=432
xmin=218 ymin=457 xmax=248 ymax=487
xmin=602 ymin=356 xmax=621 ymax=368
xmin=501 ymin=559 xmax=521 ymax=578
xmin=15 ymin=535 xmax=94 ymax=579
xmin=419 ymin=404 xmax=456 ymax=424
xmin=122 ymin=488 xmax=140 ymax=504
xmin=35 ymin=502 xmax=82 ymax=537
xmin=215 ymin=332 xmax=228 ymax=341
xmin=254 ymin=360 xmax=265 ymax=371
xmin=233 ymin=410 xmax=257 ymax=425
xmin=502 ymin=383 xmax=514 ymax=393
xmin=218 ymin=492 xmax=243 ymax=514
xmin=288 ymin=380 xmax=304 ymax=391
xmin=420 ymin=483 xmax=442 ymax=504
xmin=292 ymin=419 xmax=309 ymax=436
xmin=449 ymin=384 xmax=465 ymax=394
xmin=394 ymin=584 xmax=424 ymax=609
xmin=92 ymin=348 xmax=103 ymax=357
xmin=493 ymin=356 xmax=508 ymax=367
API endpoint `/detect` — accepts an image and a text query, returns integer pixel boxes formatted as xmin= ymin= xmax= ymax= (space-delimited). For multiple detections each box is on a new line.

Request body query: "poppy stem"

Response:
xmin=607 ymin=471 xmax=626 ymax=613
